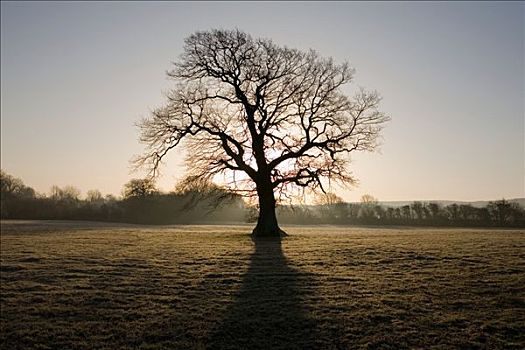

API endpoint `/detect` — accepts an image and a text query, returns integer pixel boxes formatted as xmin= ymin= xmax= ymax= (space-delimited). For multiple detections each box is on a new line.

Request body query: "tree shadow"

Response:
xmin=207 ymin=237 xmax=318 ymax=350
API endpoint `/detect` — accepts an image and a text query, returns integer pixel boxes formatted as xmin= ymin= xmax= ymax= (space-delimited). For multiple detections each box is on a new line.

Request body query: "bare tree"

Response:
xmin=360 ymin=194 xmax=378 ymax=205
xmin=86 ymin=189 xmax=105 ymax=208
xmin=315 ymin=192 xmax=347 ymax=222
xmin=122 ymin=178 xmax=157 ymax=199
xmin=359 ymin=194 xmax=380 ymax=221
xmin=136 ymin=29 xmax=389 ymax=237
xmin=315 ymin=192 xmax=346 ymax=207
xmin=487 ymin=199 xmax=522 ymax=226
xmin=50 ymin=185 xmax=81 ymax=202
xmin=0 ymin=170 xmax=35 ymax=199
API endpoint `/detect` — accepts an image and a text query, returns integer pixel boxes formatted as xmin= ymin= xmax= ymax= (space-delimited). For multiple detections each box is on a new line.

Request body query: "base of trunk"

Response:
xmin=251 ymin=224 xmax=287 ymax=238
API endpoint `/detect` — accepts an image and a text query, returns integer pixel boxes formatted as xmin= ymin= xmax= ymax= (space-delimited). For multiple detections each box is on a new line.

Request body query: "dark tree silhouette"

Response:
xmin=122 ymin=178 xmax=157 ymax=199
xmin=0 ymin=170 xmax=35 ymax=200
xmin=487 ymin=199 xmax=522 ymax=226
xmin=136 ymin=29 xmax=389 ymax=237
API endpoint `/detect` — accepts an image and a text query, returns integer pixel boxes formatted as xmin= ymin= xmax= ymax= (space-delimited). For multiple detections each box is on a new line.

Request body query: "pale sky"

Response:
xmin=1 ymin=1 xmax=524 ymax=202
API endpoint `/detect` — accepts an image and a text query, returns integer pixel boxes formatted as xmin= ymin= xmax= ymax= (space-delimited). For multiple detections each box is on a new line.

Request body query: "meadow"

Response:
xmin=1 ymin=220 xmax=524 ymax=349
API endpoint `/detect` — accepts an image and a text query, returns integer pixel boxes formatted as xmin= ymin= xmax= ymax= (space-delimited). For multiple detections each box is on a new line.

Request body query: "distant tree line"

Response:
xmin=276 ymin=193 xmax=525 ymax=228
xmin=1 ymin=170 xmax=523 ymax=227
xmin=0 ymin=170 xmax=245 ymax=224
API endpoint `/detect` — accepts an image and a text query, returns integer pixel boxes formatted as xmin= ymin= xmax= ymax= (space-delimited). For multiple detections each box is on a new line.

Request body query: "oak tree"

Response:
xmin=136 ymin=29 xmax=389 ymax=237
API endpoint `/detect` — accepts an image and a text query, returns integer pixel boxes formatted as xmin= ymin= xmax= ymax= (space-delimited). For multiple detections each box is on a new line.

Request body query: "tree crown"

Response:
xmin=136 ymin=29 xmax=390 ymax=202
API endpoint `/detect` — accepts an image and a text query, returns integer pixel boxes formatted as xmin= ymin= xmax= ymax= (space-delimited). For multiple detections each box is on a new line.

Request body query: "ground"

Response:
xmin=1 ymin=220 xmax=524 ymax=349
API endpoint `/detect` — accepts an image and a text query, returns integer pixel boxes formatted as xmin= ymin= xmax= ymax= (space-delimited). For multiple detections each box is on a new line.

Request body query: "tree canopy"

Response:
xmin=136 ymin=29 xmax=390 ymax=236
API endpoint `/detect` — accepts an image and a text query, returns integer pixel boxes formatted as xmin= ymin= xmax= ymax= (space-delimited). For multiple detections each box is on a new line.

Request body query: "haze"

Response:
xmin=1 ymin=1 xmax=523 ymax=202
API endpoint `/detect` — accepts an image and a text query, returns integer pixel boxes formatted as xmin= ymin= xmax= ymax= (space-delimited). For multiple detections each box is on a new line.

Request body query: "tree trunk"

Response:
xmin=252 ymin=180 xmax=285 ymax=238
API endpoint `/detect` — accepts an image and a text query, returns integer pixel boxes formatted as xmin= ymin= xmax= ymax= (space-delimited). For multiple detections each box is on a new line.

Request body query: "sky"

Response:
xmin=1 ymin=1 xmax=524 ymax=202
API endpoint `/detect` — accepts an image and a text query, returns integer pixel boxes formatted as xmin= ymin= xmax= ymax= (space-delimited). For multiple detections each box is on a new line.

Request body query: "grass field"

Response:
xmin=1 ymin=220 xmax=524 ymax=349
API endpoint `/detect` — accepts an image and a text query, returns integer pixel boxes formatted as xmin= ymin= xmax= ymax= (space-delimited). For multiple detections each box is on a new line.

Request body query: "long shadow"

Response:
xmin=208 ymin=237 xmax=318 ymax=350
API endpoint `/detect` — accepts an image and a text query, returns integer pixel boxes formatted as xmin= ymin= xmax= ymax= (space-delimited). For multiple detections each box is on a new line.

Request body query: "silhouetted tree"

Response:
xmin=360 ymin=194 xmax=378 ymax=205
xmin=174 ymin=175 xmax=235 ymax=210
xmin=359 ymin=194 xmax=379 ymax=222
xmin=86 ymin=189 xmax=104 ymax=204
xmin=372 ymin=204 xmax=386 ymax=221
xmin=0 ymin=170 xmax=36 ymax=218
xmin=174 ymin=175 xmax=246 ymax=219
xmin=401 ymin=205 xmax=412 ymax=221
xmin=315 ymin=192 xmax=347 ymax=222
xmin=445 ymin=203 xmax=460 ymax=222
xmin=122 ymin=178 xmax=158 ymax=199
xmin=427 ymin=202 xmax=442 ymax=222
xmin=0 ymin=170 xmax=35 ymax=200
xmin=46 ymin=185 xmax=82 ymax=219
xmin=385 ymin=207 xmax=396 ymax=222
xmin=136 ymin=29 xmax=389 ymax=237
xmin=49 ymin=185 xmax=81 ymax=202
xmin=458 ymin=204 xmax=477 ymax=223
xmin=475 ymin=206 xmax=492 ymax=225
xmin=411 ymin=201 xmax=425 ymax=221
xmin=347 ymin=203 xmax=361 ymax=221
xmin=487 ymin=199 xmax=523 ymax=226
